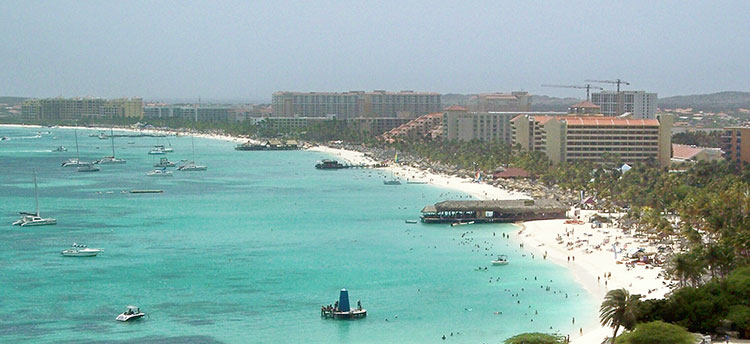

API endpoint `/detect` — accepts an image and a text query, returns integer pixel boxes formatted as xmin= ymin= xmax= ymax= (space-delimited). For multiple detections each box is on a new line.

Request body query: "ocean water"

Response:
xmin=0 ymin=127 xmax=596 ymax=343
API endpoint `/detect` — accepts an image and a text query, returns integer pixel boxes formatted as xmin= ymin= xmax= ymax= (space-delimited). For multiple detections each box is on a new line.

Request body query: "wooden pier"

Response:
xmin=315 ymin=159 xmax=387 ymax=170
xmin=421 ymin=199 xmax=567 ymax=224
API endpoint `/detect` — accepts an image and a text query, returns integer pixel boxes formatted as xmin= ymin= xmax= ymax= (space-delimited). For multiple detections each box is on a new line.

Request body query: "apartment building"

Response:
xmin=442 ymin=105 xmax=565 ymax=145
xmin=721 ymin=127 xmax=750 ymax=166
xmin=467 ymin=91 xmax=531 ymax=112
xmin=271 ymin=90 xmax=441 ymax=119
xmin=590 ymin=91 xmax=657 ymax=119
xmin=143 ymin=105 xmax=231 ymax=122
xmin=511 ymin=114 xmax=673 ymax=167
xmin=21 ymin=97 xmax=143 ymax=121
xmin=382 ymin=112 xmax=443 ymax=142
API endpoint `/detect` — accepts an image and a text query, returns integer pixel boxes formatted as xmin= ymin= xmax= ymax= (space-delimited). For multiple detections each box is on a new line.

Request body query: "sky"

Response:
xmin=1 ymin=1 xmax=748 ymax=102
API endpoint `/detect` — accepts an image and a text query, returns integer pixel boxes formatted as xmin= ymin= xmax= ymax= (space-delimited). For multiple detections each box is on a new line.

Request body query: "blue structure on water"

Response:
xmin=321 ymin=288 xmax=366 ymax=319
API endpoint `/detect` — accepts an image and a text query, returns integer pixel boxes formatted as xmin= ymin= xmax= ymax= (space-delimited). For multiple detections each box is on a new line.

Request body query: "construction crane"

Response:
xmin=541 ymin=84 xmax=603 ymax=101
xmin=585 ymin=79 xmax=630 ymax=92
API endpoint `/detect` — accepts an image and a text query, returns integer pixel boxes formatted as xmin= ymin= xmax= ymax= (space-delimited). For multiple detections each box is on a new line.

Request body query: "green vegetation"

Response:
xmin=600 ymin=289 xmax=640 ymax=341
xmin=672 ymin=131 xmax=722 ymax=148
xmin=614 ymin=321 xmax=694 ymax=344
xmin=503 ymin=332 xmax=566 ymax=344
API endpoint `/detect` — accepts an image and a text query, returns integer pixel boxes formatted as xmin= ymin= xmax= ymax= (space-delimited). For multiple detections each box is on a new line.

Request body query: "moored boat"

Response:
xmin=384 ymin=179 xmax=401 ymax=185
xmin=53 ymin=146 xmax=67 ymax=152
xmin=154 ymin=157 xmax=176 ymax=167
xmin=491 ymin=254 xmax=509 ymax=266
xmin=147 ymin=168 xmax=173 ymax=177
xmin=116 ymin=306 xmax=145 ymax=322
xmin=12 ymin=169 xmax=56 ymax=227
xmin=77 ymin=162 xmax=100 ymax=172
xmin=61 ymin=243 xmax=102 ymax=257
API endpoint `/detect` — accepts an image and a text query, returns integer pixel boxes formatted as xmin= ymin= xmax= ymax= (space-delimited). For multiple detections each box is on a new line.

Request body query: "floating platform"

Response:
xmin=130 ymin=190 xmax=164 ymax=194
xmin=321 ymin=308 xmax=367 ymax=319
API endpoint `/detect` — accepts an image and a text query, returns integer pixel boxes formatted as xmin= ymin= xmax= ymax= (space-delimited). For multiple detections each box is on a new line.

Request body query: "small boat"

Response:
xmin=77 ymin=162 xmax=100 ymax=172
xmin=177 ymin=162 xmax=207 ymax=171
xmin=116 ymin=306 xmax=145 ymax=322
xmin=405 ymin=220 xmax=418 ymax=224
xmin=97 ymin=128 xmax=126 ymax=164
xmin=0 ymin=136 xmax=9 ymax=141
xmin=492 ymin=255 xmax=509 ymax=266
xmin=450 ymin=221 xmax=475 ymax=227
xmin=12 ymin=169 xmax=56 ymax=227
xmin=130 ymin=189 xmax=164 ymax=193
xmin=154 ymin=157 xmax=176 ymax=167
xmin=61 ymin=243 xmax=102 ymax=257
xmin=147 ymin=168 xmax=173 ymax=177
xmin=53 ymin=146 xmax=67 ymax=152
xmin=148 ymin=147 xmax=166 ymax=155
xmin=127 ymin=141 xmax=135 ymax=144
xmin=383 ymin=179 xmax=402 ymax=185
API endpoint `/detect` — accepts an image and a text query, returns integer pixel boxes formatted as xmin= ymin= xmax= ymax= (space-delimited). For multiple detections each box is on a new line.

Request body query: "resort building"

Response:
xmin=590 ymin=91 xmax=657 ymax=118
xmin=381 ymin=112 xmax=443 ymax=142
xmin=271 ymin=90 xmax=441 ymax=119
xmin=442 ymin=105 xmax=565 ymax=145
xmin=671 ymin=144 xmax=723 ymax=164
xmin=21 ymin=97 xmax=143 ymax=121
xmin=144 ymin=105 xmax=232 ymax=122
xmin=721 ymin=127 xmax=750 ymax=166
xmin=511 ymin=114 xmax=673 ymax=167
xmin=253 ymin=115 xmax=409 ymax=136
xmin=467 ymin=92 xmax=531 ymax=112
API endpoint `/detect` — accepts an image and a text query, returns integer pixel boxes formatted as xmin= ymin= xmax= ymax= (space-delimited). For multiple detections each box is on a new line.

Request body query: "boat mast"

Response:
xmin=33 ymin=168 xmax=39 ymax=216
xmin=74 ymin=129 xmax=80 ymax=161
xmin=191 ymin=136 xmax=196 ymax=162
xmin=110 ymin=128 xmax=115 ymax=158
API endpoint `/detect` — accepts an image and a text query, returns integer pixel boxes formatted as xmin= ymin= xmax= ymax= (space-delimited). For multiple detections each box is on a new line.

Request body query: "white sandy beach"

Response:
xmin=306 ymin=145 xmax=672 ymax=344
xmin=3 ymin=124 xmax=671 ymax=343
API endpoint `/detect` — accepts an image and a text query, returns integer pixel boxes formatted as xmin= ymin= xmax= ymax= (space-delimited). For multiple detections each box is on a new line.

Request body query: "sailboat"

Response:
xmin=61 ymin=129 xmax=85 ymax=167
xmin=177 ymin=136 xmax=207 ymax=171
xmin=12 ymin=169 xmax=57 ymax=227
xmin=96 ymin=128 xmax=126 ymax=164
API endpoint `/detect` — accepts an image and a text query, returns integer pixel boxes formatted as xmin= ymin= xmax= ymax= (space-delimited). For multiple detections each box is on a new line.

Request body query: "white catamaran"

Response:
xmin=177 ymin=136 xmax=207 ymax=171
xmin=61 ymin=129 xmax=86 ymax=167
xmin=12 ymin=169 xmax=57 ymax=227
xmin=96 ymin=128 xmax=126 ymax=164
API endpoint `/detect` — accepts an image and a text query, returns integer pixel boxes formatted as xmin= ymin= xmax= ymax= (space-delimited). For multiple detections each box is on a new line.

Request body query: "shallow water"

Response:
xmin=0 ymin=127 xmax=596 ymax=343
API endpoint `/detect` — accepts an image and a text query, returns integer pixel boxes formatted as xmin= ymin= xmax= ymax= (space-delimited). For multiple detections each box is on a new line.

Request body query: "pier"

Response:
xmin=421 ymin=199 xmax=567 ymax=224
xmin=315 ymin=159 xmax=387 ymax=170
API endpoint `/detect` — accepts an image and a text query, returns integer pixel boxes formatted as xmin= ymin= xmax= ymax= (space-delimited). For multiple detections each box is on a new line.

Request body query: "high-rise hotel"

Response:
xmin=272 ymin=90 xmax=441 ymax=119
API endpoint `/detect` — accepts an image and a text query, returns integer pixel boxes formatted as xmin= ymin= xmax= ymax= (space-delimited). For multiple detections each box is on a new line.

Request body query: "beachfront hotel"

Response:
xmin=442 ymin=105 xmax=566 ymax=145
xmin=511 ymin=114 xmax=673 ymax=167
xmin=721 ymin=127 xmax=750 ymax=166
xmin=21 ymin=97 xmax=144 ymax=121
xmin=271 ymin=90 xmax=442 ymax=119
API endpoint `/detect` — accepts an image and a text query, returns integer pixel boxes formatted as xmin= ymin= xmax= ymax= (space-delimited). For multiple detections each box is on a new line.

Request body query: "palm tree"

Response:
xmin=599 ymin=288 xmax=640 ymax=343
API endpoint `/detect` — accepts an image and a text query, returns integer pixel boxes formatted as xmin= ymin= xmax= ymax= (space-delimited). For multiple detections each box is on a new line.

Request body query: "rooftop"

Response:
xmin=444 ymin=105 xmax=468 ymax=111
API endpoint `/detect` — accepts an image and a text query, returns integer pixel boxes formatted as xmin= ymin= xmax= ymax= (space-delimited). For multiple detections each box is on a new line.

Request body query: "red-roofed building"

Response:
xmin=671 ymin=144 xmax=723 ymax=164
xmin=511 ymin=114 xmax=674 ymax=167
xmin=492 ymin=167 xmax=530 ymax=179
xmin=568 ymin=101 xmax=601 ymax=115
xmin=380 ymin=112 xmax=443 ymax=142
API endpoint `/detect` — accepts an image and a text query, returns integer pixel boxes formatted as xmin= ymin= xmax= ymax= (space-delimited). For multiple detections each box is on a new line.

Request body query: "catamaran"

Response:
xmin=177 ymin=136 xmax=207 ymax=171
xmin=77 ymin=162 xmax=100 ymax=172
xmin=147 ymin=168 xmax=173 ymax=177
xmin=61 ymin=129 xmax=86 ymax=167
xmin=96 ymin=128 xmax=126 ymax=164
xmin=12 ymin=169 xmax=57 ymax=227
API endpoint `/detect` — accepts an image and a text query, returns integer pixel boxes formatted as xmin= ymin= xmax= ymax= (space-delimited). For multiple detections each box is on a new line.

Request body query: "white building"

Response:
xmin=591 ymin=91 xmax=657 ymax=119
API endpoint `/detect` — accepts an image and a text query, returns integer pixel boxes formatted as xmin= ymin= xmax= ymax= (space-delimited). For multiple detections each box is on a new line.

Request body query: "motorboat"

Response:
xmin=147 ymin=168 xmax=173 ymax=177
xmin=12 ymin=169 xmax=56 ymax=227
xmin=77 ymin=162 xmax=100 ymax=172
xmin=61 ymin=243 xmax=102 ymax=257
xmin=96 ymin=128 xmax=126 ymax=164
xmin=116 ymin=306 xmax=145 ymax=322
xmin=177 ymin=161 xmax=207 ymax=171
xmin=383 ymin=179 xmax=401 ymax=185
xmin=405 ymin=220 xmax=418 ymax=224
xmin=154 ymin=157 xmax=176 ymax=167
xmin=491 ymin=255 xmax=509 ymax=266
xmin=0 ymin=136 xmax=9 ymax=141
xmin=53 ymin=146 xmax=67 ymax=152
xmin=148 ymin=146 xmax=166 ymax=155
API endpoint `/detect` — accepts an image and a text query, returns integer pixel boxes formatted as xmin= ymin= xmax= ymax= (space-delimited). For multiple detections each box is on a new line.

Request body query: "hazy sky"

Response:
xmin=1 ymin=1 xmax=748 ymax=102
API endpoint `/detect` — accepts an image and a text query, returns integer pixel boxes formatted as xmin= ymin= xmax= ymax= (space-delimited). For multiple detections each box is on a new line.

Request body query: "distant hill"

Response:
xmin=659 ymin=91 xmax=750 ymax=111
xmin=0 ymin=96 xmax=28 ymax=106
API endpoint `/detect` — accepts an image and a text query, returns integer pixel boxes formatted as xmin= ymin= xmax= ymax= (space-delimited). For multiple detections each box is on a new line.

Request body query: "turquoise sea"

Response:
xmin=0 ymin=126 xmax=596 ymax=343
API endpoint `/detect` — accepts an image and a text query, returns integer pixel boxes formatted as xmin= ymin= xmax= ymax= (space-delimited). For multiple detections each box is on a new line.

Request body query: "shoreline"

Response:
xmin=2 ymin=123 xmax=670 ymax=343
